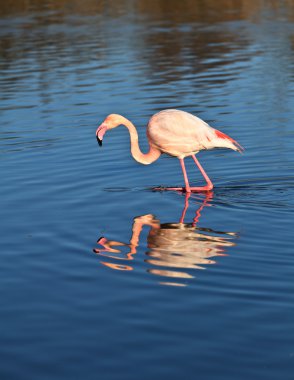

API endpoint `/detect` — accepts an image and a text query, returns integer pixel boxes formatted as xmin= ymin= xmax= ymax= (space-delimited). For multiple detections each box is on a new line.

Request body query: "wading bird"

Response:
xmin=96 ymin=109 xmax=243 ymax=192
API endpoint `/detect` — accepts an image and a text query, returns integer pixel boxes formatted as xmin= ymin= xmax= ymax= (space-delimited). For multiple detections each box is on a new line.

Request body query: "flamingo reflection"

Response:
xmin=93 ymin=192 xmax=238 ymax=286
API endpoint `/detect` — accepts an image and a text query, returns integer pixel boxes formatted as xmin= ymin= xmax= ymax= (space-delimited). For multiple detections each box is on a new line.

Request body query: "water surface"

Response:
xmin=0 ymin=1 xmax=294 ymax=379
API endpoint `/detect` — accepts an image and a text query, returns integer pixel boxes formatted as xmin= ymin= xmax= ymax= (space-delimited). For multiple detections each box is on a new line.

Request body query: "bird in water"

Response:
xmin=95 ymin=109 xmax=243 ymax=192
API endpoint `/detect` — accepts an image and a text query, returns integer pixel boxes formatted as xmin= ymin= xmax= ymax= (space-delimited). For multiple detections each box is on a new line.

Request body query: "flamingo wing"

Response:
xmin=147 ymin=110 xmax=243 ymax=157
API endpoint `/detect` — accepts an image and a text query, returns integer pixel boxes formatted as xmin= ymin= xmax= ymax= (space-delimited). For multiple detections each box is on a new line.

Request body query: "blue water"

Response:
xmin=1 ymin=1 xmax=294 ymax=379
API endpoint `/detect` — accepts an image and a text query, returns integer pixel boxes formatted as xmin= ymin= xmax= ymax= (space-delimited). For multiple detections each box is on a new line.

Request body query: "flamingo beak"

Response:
xmin=96 ymin=123 xmax=107 ymax=147
xmin=96 ymin=135 xmax=102 ymax=146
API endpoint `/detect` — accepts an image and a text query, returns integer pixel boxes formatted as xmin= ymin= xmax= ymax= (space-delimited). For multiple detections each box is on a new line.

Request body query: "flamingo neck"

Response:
xmin=111 ymin=115 xmax=161 ymax=165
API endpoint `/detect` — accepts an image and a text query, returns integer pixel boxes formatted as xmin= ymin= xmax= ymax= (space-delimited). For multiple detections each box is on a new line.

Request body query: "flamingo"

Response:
xmin=95 ymin=109 xmax=243 ymax=192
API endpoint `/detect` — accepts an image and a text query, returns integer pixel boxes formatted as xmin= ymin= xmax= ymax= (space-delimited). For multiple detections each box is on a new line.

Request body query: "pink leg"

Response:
xmin=189 ymin=155 xmax=213 ymax=191
xmin=180 ymin=158 xmax=191 ymax=192
xmin=156 ymin=158 xmax=190 ymax=192
xmin=152 ymin=155 xmax=213 ymax=192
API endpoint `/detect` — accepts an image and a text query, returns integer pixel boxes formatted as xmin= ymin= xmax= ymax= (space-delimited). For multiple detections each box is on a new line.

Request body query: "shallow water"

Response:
xmin=1 ymin=1 xmax=294 ymax=379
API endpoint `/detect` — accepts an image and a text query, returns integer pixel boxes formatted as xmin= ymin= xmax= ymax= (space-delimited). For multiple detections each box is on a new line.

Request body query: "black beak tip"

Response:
xmin=96 ymin=135 xmax=102 ymax=146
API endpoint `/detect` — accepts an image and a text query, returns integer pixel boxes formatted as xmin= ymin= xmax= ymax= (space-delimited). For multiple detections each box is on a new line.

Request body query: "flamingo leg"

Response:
xmin=180 ymin=158 xmax=191 ymax=192
xmin=154 ymin=158 xmax=190 ymax=192
xmin=152 ymin=156 xmax=213 ymax=192
xmin=189 ymin=155 xmax=213 ymax=191
xmin=160 ymin=156 xmax=213 ymax=192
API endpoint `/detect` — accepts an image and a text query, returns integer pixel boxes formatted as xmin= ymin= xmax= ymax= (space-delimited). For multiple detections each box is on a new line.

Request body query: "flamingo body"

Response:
xmin=95 ymin=109 xmax=243 ymax=192
xmin=147 ymin=109 xmax=242 ymax=158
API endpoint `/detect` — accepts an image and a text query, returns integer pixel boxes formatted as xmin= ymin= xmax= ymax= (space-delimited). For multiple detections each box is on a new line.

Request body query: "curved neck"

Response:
xmin=114 ymin=116 xmax=161 ymax=165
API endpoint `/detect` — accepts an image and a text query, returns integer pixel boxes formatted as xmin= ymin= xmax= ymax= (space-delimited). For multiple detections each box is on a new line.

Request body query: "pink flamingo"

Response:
xmin=96 ymin=109 xmax=243 ymax=192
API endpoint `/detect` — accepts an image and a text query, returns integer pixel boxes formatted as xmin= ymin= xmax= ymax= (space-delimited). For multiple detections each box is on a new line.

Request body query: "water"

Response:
xmin=1 ymin=1 xmax=294 ymax=379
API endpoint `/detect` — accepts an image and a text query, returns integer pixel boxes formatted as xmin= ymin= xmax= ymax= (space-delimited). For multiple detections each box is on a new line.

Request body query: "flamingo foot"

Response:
xmin=152 ymin=186 xmax=185 ymax=192
xmin=189 ymin=185 xmax=213 ymax=192
xmin=152 ymin=185 xmax=213 ymax=193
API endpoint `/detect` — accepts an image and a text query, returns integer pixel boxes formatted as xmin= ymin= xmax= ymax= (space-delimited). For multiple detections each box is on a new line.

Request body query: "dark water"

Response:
xmin=1 ymin=1 xmax=294 ymax=379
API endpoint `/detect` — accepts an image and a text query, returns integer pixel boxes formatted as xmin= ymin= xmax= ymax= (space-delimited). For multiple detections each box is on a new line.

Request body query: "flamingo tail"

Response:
xmin=215 ymin=130 xmax=244 ymax=153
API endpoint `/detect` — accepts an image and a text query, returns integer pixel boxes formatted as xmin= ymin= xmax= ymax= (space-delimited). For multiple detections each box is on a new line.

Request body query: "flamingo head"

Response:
xmin=95 ymin=114 xmax=123 ymax=146
xmin=96 ymin=123 xmax=107 ymax=146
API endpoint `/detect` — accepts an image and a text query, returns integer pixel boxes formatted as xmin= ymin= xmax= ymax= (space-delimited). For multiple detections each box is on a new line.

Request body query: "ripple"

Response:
xmin=1 ymin=2 xmax=294 ymax=380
